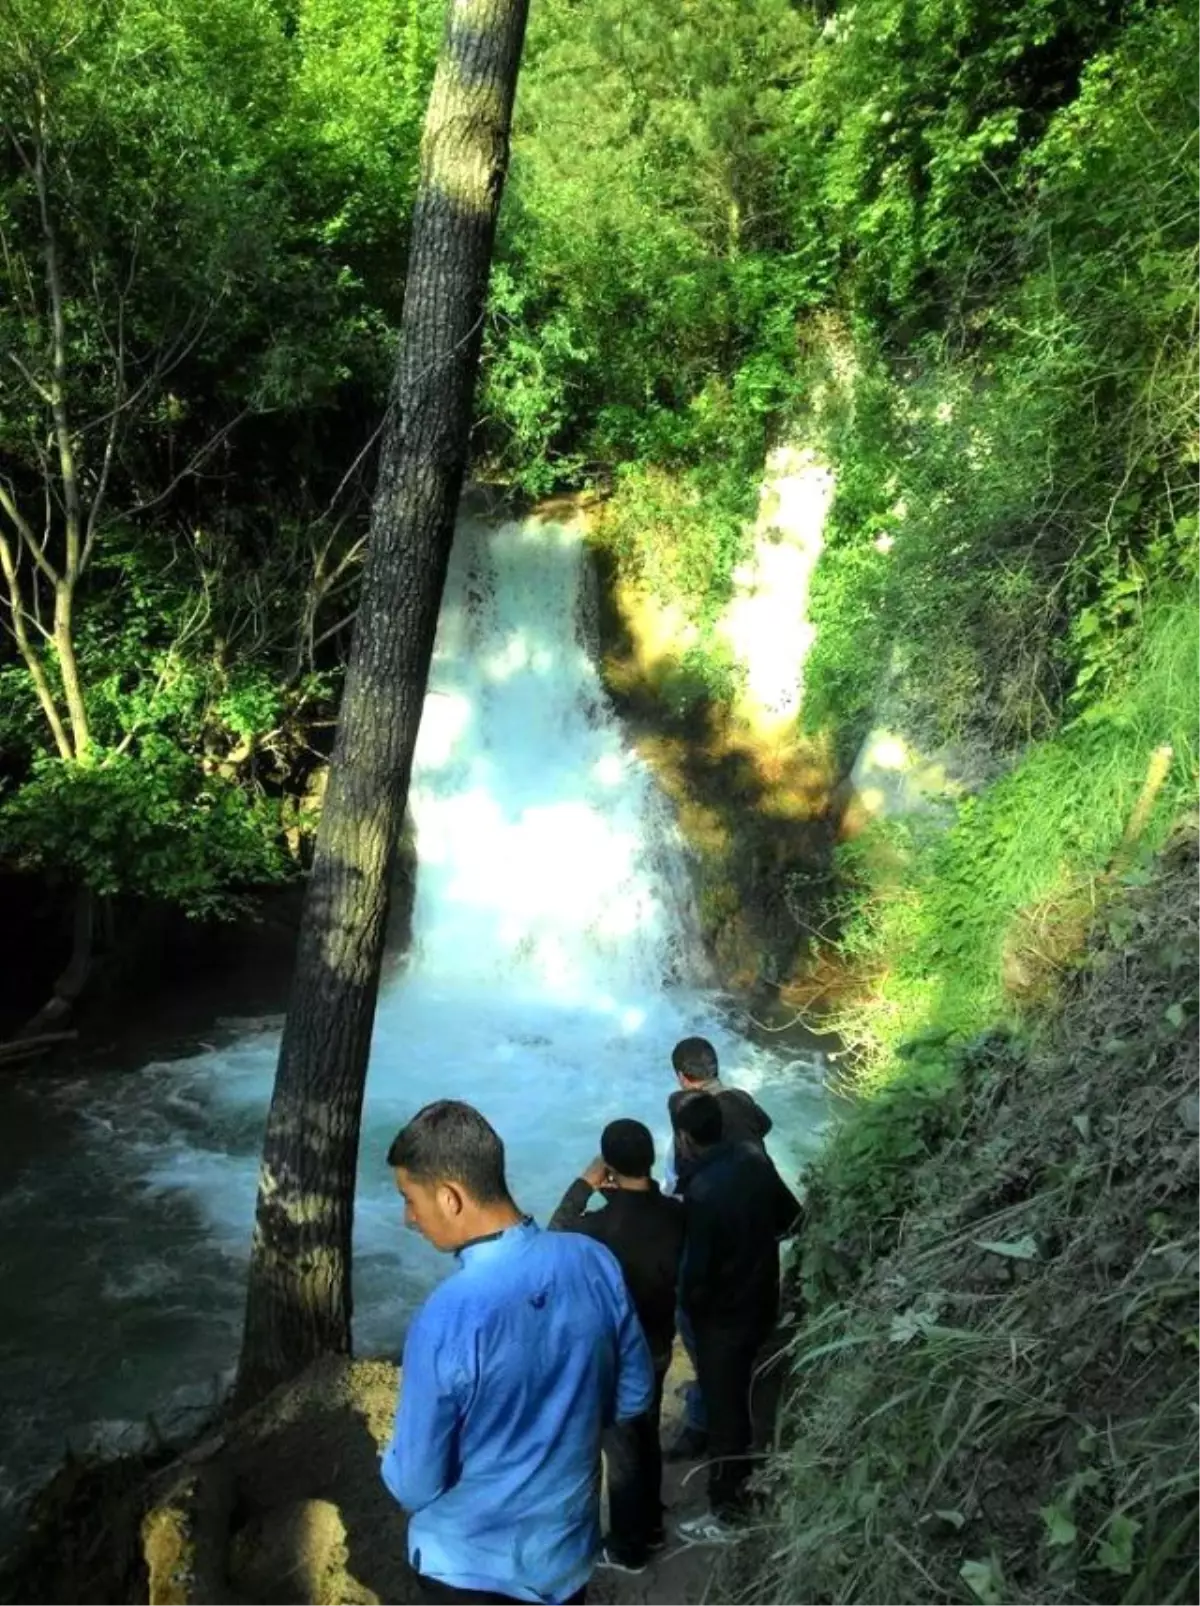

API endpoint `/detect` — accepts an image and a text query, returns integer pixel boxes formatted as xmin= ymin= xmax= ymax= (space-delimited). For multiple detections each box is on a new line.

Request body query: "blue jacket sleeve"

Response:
xmin=611 ymin=1275 xmax=654 ymax=1424
xmin=381 ymin=1300 xmax=464 ymax=1512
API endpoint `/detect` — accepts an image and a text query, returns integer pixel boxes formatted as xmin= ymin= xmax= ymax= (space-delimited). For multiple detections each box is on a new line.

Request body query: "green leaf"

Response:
xmin=935 ymin=1508 xmax=967 ymax=1530
xmin=1094 ymin=1512 xmax=1140 ymax=1575
xmin=974 ymin=1235 xmax=1039 ymax=1260
xmin=1164 ymin=1002 xmax=1185 ymax=1028
xmin=960 ymin=1557 xmax=1006 ymax=1604
xmin=1040 ymin=1503 xmax=1077 ymax=1547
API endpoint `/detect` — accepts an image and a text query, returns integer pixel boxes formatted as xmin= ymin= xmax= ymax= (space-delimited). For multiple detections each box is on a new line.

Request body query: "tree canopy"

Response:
xmin=0 ymin=0 xmax=1195 ymax=923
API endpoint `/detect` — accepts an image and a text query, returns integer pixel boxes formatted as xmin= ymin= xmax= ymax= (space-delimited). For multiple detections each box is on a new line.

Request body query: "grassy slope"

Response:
xmin=742 ymin=828 xmax=1198 ymax=1604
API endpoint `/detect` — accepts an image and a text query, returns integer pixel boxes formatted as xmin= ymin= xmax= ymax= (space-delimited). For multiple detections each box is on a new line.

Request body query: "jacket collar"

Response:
xmin=602 ymin=1180 xmax=664 ymax=1207
xmin=456 ymin=1215 xmax=536 ymax=1266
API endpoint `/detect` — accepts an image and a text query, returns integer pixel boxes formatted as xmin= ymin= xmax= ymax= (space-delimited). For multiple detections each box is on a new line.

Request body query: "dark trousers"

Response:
xmin=604 ymin=1363 xmax=667 ymax=1562
xmin=692 ymin=1319 xmax=771 ymax=1518
xmin=416 ymin=1576 xmax=586 ymax=1605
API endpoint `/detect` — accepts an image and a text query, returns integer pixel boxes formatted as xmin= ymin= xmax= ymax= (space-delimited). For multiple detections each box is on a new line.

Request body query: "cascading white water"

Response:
xmin=0 ymin=511 xmax=826 ymax=1529
xmin=403 ymin=514 xmax=704 ymax=996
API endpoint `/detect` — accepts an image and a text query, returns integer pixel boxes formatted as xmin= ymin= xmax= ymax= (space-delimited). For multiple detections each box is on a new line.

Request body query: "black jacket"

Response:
xmin=669 ymin=1085 xmax=773 ymax=1193
xmin=548 ymin=1179 xmax=684 ymax=1366
xmin=678 ymin=1140 xmax=801 ymax=1334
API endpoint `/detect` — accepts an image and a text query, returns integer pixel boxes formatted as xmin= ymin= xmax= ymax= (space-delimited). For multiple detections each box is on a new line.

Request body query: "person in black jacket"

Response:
xmin=672 ymin=1092 xmax=801 ymax=1542
xmin=666 ymin=1036 xmax=774 ymax=1195
xmin=549 ymin=1118 xmax=685 ymax=1573
xmin=665 ymin=1036 xmax=776 ymax=1460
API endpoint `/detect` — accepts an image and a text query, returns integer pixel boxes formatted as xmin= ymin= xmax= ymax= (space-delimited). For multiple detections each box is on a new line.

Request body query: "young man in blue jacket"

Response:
xmin=381 ymin=1099 xmax=654 ymax=1605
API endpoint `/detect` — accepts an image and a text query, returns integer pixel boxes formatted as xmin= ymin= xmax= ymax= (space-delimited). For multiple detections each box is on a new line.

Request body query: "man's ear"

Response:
xmin=437 ymin=1181 xmax=466 ymax=1218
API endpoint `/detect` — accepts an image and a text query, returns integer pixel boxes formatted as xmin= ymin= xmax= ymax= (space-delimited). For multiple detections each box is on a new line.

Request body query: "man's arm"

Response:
xmin=381 ymin=1302 xmax=463 ymax=1513
xmin=731 ymin=1087 xmax=773 ymax=1141
xmin=548 ymin=1158 xmax=609 ymax=1232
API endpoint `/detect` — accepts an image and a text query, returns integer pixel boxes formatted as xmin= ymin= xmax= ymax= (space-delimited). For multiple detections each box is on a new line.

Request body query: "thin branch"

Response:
xmin=5 ymin=350 xmax=54 ymax=406
xmin=0 ymin=478 xmax=59 ymax=585
xmin=0 ymin=526 xmax=72 ymax=759
xmin=318 ymin=412 xmax=389 ymax=523
xmin=32 ymin=126 xmax=84 ymax=583
xmin=115 ymin=407 xmax=254 ymax=521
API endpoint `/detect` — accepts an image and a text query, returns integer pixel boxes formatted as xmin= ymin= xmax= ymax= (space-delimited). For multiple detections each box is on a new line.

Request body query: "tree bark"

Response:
xmin=236 ymin=0 xmax=531 ymax=1404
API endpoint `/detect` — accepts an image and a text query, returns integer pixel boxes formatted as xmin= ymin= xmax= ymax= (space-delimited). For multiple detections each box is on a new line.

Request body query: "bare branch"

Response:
xmin=4 ymin=350 xmax=53 ymax=406
xmin=32 ymin=127 xmax=85 ymax=584
xmin=318 ymin=411 xmax=389 ymax=524
xmin=0 ymin=477 xmax=60 ymax=585
xmin=115 ymin=407 xmax=254 ymax=522
xmin=0 ymin=525 xmax=72 ymax=758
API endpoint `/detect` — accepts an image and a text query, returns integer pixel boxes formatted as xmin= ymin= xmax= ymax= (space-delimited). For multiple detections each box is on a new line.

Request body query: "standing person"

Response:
xmin=664 ymin=1035 xmax=775 ymax=1461
xmin=381 ymin=1100 xmax=654 ymax=1605
xmin=666 ymin=1036 xmax=774 ymax=1194
xmin=549 ymin=1119 xmax=684 ymax=1574
xmin=671 ymin=1092 xmax=801 ymax=1543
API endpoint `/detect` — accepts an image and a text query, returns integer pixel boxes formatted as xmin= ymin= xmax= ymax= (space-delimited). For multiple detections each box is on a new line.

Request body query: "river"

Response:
xmin=0 ymin=511 xmax=827 ymax=1540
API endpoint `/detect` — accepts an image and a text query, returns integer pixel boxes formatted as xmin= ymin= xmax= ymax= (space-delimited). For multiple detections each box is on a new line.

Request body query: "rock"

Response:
xmin=142 ymin=1461 xmax=233 ymax=1605
xmin=229 ymin=1497 xmax=347 ymax=1605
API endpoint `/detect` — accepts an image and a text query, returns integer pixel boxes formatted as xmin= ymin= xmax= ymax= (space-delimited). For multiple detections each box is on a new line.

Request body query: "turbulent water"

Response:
xmin=0 ymin=513 xmax=826 ymax=1532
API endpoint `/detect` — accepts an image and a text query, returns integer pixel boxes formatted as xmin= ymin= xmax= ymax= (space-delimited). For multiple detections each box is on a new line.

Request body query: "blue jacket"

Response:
xmin=381 ymin=1218 xmax=654 ymax=1603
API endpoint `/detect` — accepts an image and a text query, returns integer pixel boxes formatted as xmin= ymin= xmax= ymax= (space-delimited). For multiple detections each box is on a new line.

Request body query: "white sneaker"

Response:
xmin=675 ymin=1510 xmax=739 ymax=1545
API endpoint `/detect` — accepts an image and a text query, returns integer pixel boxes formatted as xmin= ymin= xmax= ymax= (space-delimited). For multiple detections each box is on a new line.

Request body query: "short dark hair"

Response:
xmin=673 ymin=1090 xmax=723 ymax=1148
xmin=672 ymin=1036 xmax=719 ymax=1084
xmin=601 ymin=1118 xmax=654 ymax=1179
xmin=386 ymin=1100 xmax=510 ymax=1204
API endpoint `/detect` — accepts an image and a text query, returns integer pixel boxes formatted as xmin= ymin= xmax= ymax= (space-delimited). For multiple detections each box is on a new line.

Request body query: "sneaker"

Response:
xmin=596 ymin=1544 xmax=648 ymax=1575
xmin=675 ymin=1511 xmax=739 ymax=1546
xmin=664 ymin=1425 xmax=708 ymax=1461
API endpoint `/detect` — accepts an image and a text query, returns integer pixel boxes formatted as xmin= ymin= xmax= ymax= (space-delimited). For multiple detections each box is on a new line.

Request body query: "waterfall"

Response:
xmin=401 ymin=514 xmax=706 ymax=997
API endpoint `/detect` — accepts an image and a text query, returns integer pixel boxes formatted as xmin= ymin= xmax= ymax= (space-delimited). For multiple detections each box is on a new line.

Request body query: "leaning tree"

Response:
xmin=237 ymin=0 xmax=532 ymax=1402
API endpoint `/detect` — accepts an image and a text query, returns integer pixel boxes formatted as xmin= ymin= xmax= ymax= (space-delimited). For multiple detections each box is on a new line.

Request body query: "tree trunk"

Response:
xmin=236 ymin=0 xmax=531 ymax=1404
xmin=14 ymin=885 xmax=94 ymax=1039
xmin=54 ymin=582 xmax=91 ymax=757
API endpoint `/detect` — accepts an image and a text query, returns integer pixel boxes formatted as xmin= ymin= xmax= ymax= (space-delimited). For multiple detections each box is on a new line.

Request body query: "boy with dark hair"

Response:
xmin=550 ymin=1119 xmax=684 ymax=1574
xmin=383 ymin=1100 xmax=654 ymax=1604
xmin=671 ymin=1091 xmax=801 ymax=1543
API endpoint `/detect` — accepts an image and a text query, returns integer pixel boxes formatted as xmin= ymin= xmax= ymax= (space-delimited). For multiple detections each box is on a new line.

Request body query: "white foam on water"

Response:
xmin=0 ymin=512 xmax=826 ymax=1530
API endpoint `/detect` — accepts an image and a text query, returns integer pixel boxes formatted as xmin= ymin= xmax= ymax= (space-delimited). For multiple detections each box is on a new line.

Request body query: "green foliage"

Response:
xmin=482 ymin=0 xmax=818 ymax=594
xmin=800 ymin=2 xmax=1198 ymax=762
xmin=831 ymin=597 xmax=1198 ymax=1065
xmin=0 ymin=0 xmax=443 ymax=910
xmin=0 ymin=746 xmax=288 ymax=914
